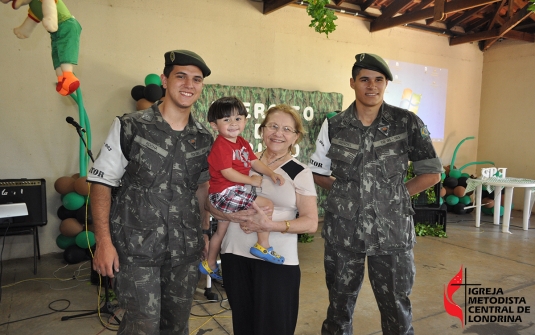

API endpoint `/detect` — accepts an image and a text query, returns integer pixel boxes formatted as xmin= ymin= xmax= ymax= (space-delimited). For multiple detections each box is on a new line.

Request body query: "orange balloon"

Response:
xmin=482 ymin=198 xmax=495 ymax=208
xmin=54 ymin=176 xmax=75 ymax=195
xmin=59 ymin=218 xmax=83 ymax=237
xmin=71 ymin=173 xmax=80 ymax=180
xmin=444 ymin=186 xmax=454 ymax=196
xmin=74 ymin=176 xmax=90 ymax=196
xmin=440 ymin=187 xmax=446 ymax=197
xmin=136 ymin=98 xmax=153 ymax=111
xmin=453 ymin=186 xmax=466 ymax=198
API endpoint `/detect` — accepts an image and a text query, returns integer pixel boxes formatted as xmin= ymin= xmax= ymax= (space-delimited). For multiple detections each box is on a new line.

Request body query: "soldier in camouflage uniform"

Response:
xmin=308 ymin=53 xmax=442 ymax=335
xmin=88 ymin=50 xmax=213 ymax=335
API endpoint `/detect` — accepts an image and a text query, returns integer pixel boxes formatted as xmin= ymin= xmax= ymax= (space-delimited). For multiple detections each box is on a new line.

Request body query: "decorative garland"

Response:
xmin=306 ymin=0 xmax=338 ymax=37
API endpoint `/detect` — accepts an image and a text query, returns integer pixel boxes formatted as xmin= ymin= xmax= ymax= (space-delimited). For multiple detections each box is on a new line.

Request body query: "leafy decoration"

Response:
xmin=298 ymin=233 xmax=315 ymax=243
xmin=529 ymin=0 xmax=535 ymax=12
xmin=406 ymin=162 xmax=437 ymax=204
xmin=306 ymin=0 xmax=338 ymax=37
xmin=414 ymin=223 xmax=447 ymax=238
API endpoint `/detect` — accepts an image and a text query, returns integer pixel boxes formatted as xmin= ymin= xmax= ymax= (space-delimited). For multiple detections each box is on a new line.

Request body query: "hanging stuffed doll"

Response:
xmin=1 ymin=0 xmax=81 ymax=96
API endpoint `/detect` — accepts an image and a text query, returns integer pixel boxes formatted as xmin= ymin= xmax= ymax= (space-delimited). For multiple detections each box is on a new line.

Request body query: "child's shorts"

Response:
xmin=209 ymin=185 xmax=257 ymax=213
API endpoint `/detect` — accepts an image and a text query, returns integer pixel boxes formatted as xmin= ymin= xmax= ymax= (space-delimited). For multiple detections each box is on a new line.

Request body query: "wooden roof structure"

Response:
xmin=262 ymin=0 xmax=535 ymax=51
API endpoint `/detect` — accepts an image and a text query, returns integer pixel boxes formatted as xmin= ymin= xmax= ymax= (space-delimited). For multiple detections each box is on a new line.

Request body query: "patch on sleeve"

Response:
xmin=420 ymin=125 xmax=430 ymax=138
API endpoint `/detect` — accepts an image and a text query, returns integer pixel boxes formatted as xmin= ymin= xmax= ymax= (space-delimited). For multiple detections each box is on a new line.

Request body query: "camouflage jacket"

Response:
xmin=322 ymin=102 xmax=442 ymax=253
xmin=108 ymin=105 xmax=213 ymax=267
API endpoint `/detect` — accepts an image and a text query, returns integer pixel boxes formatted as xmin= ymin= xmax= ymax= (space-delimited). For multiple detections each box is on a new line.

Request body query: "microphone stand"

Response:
xmin=61 ymin=269 xmax=120 ymax=325
xmin=61 ymin=119 xmax=120 ymax=327
xmin=66 ymin=117 xmax=95 ymax=163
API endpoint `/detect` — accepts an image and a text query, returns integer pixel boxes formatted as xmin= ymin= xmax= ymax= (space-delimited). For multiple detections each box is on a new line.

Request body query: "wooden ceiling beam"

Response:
xmin=487 ymin=0 xmax=507 ymax=30
xmin=333 ymin=0 xmax=345 ymax=5
xmin=434 ymin=0 xmax=446 ymax=21
xmin=449 ymin=28 xmax=500 ymax=45
xmin=370 ymin=0 xmax=500 ymax=32
xmin=482 ymin=5 xmax=533 ymax=50
xmin=447 ymin=6 xmax=488 ymax=28
xmin=376 ymin=0 xmax=414 ymax=20
xmin=359 ymin=0 xmax=376 ymax=11
xmin=503 ymin=30 xmax=535 ymax=42
xmin=411 ymin=0 xmax=433 ymax=12
xmin=263 ymin=0 xmax=294 ymax=15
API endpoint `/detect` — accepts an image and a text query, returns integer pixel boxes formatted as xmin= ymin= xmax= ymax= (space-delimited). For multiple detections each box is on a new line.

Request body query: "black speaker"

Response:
xmin=0 ymin=179 xmax=47 ymax=228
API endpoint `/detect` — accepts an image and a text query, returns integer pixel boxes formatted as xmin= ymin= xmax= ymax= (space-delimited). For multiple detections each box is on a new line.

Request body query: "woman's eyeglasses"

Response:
xmin=263 ymin=123 xmax=298 ymax=134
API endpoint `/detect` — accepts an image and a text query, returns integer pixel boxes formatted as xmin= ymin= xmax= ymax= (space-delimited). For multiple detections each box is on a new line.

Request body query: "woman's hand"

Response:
xmin=240 ymin=202 xmax=274 ymax=234
xmin=206 ymin=199 xmax=272 ymax=223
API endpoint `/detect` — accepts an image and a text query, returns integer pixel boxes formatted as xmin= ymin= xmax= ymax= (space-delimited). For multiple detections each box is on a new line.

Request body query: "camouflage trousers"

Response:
xmin=114 ymin=257 xmax=200 ymax=335
xmin=322 ymin=241 xmax=415 ymax=335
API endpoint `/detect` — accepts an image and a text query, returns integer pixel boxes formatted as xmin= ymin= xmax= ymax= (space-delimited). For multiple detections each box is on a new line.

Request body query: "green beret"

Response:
xmin=353 ymin=53 xmax=393 ymax=81
xmin=164 ymin=50 xmax=211 ymax=77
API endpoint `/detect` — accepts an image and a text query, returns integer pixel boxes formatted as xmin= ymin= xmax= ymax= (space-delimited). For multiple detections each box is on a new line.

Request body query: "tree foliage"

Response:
xmin=306 ymin=0 xmax=338 ymax=37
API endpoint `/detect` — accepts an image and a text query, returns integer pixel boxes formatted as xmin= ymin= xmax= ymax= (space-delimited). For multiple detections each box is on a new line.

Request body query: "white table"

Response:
xmin=465 ymin=177 xmax=535 ymax=233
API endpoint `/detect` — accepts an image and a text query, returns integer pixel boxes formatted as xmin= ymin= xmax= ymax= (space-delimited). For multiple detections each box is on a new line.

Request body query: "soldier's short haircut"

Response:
xmin=351 ymin=65 xmax=364 ymax=80
xmin=163 ymin=65 xmax=174 ymax=78
xmin=207 ymin=96 xmax=248 ymax=123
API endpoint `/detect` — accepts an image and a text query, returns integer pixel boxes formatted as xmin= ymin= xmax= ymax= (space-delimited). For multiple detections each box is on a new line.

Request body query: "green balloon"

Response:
xmin=449 ymin=169 xmax=462 ymax=179
xmin=75 ymin=231 xmax=95 ymax=249
xmin=439 ymin=197 xmax=444 ymax=205
xmin=482 ymin=207 xmax=493 ymax=215
xmin=461 ymin=173 xmax=470 ymax=178
xmin=441 ymin=172 xmax=446 ymax=181
xmin=56 ymin=234 xmax=76 ymax=250
xmin=446 ymin=195 xmax=459 ymax=206
xmin=63 ymin=192 xmax=85 ymax=210
xmin=145 ymin=73 xmax=161 ymax=86
xmin=460 ymin=196 xmax=471 ymax=205
xmin=491 ymin=205 xmax=504 ymax=217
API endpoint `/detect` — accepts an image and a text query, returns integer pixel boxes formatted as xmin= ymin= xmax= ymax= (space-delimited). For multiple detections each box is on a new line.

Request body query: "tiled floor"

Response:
xmin=1 ymin=211 xmax=535 ymax=335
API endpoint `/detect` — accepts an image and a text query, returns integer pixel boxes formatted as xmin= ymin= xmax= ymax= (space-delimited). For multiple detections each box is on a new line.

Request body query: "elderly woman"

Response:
xmin=208 ymin=104 xmax=318 ymax=335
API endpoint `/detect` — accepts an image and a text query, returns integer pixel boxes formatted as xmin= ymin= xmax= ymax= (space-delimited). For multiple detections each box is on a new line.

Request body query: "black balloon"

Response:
xmin=57 ymin=205 xmax=77 ymax=220
xmin=465 ymin=203 xmax=474 ymax=214
xmin=457 ymin=177 xmax=468 ymax=188
xmin=131 ymin=85 xmax=145 ymax=101
xmin=63 ymin=245 xmax=90 ymax=264
xmin=453 ymin=203 xmax=466 ymax=215
xmin=443 ymin=177 xmax=458 ymax=189
xmin=76 ymin=204 xmax=92 ymax=225
xmin=144 ymin=84 xmax=163 ymax=102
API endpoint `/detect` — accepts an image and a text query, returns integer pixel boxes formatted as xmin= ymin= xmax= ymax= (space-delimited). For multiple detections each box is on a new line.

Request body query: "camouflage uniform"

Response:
xmin=88 ymin=104 xmax=213 ymax=335
xmin=311 ymin=102 xmax=442 ymax=335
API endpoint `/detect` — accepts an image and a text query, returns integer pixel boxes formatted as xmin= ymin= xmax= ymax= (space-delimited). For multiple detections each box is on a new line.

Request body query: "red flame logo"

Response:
xmin=444 ymin=265 xmax=464 ymax=327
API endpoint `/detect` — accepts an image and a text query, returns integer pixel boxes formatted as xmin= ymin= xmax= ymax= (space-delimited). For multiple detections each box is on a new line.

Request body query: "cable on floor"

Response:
xmin=0 ymin=299 xmax=97 ymax=327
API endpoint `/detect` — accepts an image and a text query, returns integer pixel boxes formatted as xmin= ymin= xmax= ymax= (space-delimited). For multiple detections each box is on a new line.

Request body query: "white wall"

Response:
xmin=0 ymin=0 xmax=483 ymax=259
xmin=479 ymin=40 xmax=535 ymax=210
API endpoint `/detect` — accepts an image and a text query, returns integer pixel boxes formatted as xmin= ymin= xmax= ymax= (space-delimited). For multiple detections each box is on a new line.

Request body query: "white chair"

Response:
xmin=529 ymin=188 xmax=535 ymax=214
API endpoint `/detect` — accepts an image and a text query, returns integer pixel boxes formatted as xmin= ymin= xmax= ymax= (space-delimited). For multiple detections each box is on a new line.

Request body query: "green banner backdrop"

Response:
xmin=192 ymin=84 xmax=344 ymax=217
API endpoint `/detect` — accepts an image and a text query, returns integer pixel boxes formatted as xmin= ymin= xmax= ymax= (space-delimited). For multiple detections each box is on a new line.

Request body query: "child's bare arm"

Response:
xmin=251 ymin=159 xmax=285 ymax=185
xmin=221 ymin=168 xmax=262 ymax=187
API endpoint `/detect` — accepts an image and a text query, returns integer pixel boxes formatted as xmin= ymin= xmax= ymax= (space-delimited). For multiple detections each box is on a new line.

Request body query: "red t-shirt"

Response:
xmin=208 ymin=135 xmax=256 ymax=194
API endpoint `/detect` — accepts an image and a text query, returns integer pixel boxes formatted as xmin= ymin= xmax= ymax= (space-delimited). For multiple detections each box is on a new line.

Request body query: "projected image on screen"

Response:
xmin=383 ymin=60 xmax=448 ymax=142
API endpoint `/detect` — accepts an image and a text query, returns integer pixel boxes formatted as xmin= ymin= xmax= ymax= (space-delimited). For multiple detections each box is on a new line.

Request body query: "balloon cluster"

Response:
xmin=435 ymin=136 xmax=503 ymax=216
xmin=441 ymin=165 xmax=475 ymax=215
xmin=130 ymin=74 xmax=165 ymax=111
xmin=54 ymin=174 xmax=95 ymax=264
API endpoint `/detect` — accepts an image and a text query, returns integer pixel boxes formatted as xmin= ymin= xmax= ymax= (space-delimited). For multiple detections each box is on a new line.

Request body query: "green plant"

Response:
xmin=298 ymin=233 xmax=315 ymax=243
xmin=414 ymin=223 xmax=447 ymax=237
xmin=406 ymin=162 xmax=437 ymax=204
xmin=529 ymin=0 xmax=535 ymax=11
xmin=306 ymin=0 xmax=338 ymax=37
